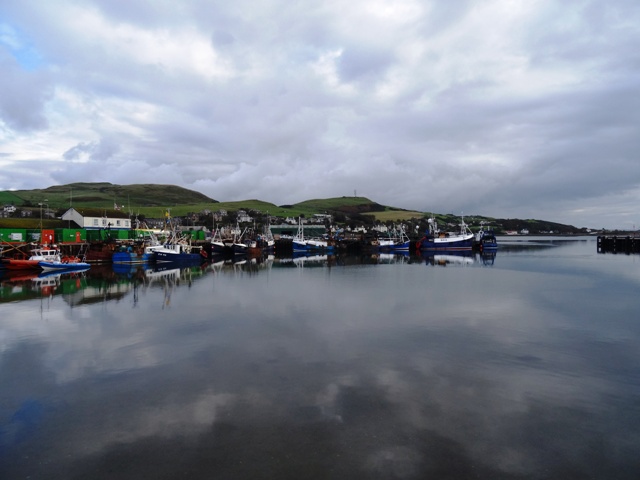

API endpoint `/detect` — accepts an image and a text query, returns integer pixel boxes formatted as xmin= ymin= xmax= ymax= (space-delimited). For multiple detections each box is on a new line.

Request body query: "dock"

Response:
xmin=597 ymin=235 xmax=640 ymax=254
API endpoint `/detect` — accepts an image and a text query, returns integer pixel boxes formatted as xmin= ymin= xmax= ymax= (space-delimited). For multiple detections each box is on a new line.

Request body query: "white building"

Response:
xmin=371 ymin=224 xmax=389 ymax=233
xmin=237 ymin=210 xmax=253 ymax=223
xmin=61 ymin=207 xmax=131 ymax=230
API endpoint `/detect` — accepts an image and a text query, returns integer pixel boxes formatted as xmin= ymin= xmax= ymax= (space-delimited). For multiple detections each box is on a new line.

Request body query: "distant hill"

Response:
xmin=0 ymin=182 xmax=216 ymax=210
xmin=0 ymin=182 xmax=593 ymax=233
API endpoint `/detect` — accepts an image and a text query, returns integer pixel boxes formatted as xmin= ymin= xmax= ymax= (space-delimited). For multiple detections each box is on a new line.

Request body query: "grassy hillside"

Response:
xmin=0 ymin=183 xmax=590 ymax=232
xmin=188 ymin=197 xmax=423 ymax=221
xmin=1 ymin=184 xmax=423 ymax=221
xmin=3 ymin=182 xmax=216 ymax=212
xmin=287 ymin=197 xmax=424 ymax=221
xmin=0 ymin=191 xmax=23 ymax=205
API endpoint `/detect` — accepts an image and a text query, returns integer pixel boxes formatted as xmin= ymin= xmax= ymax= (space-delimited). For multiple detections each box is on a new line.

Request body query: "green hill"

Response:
xmin=0 ymin=182 xmax=216 ymax=212
xmin=0 ymin=182 xmax=593 ymax=233
xmin=0 ymin=184 xmax=422 ymax=220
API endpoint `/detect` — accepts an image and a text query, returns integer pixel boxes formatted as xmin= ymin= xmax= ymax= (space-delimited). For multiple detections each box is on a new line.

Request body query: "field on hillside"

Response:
xmin=132 ymin=197 xmax=424 ymax=221
xmin=5 ymin=183 xmax=214 ymax=211
xmin=372 ymin=210 xmax=426 ymax=221
xmin=1 ymin=183 xmax=433 ymax=224
xmin=0 ymin=191 xmax=25 ymax=205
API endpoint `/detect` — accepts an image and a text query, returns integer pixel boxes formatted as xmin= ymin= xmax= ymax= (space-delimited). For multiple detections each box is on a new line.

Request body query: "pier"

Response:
xmin=597 ymin=235 xmax=640 ymax=254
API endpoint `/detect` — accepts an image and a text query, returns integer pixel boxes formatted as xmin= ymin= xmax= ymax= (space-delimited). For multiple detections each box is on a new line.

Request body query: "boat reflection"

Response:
xmin=0 ymin=262 xmax=210 ymax=305
xmin=480 ymin=250 xmax=497 ymax=265
xmin=274 ymin=252 xmax=414 ymax=268
xmin=418 ymin=250 xmax=498 ymax=267
xmin=373 ymin=252 xmax=410 ymax=264
xmin=210 ymin=253 xmax=275 ymax=274
xmin=1 ymin=250 xmax=500 ymax=304
xmin=275 ymin=253 xmax=336 ymax=268
xmin=0 ymin=267 xmax=91 ymax=303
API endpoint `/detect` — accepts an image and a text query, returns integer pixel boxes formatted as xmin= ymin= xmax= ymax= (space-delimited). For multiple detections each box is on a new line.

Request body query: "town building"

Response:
xmin=61 ymin=207 xmax=131 ymax=230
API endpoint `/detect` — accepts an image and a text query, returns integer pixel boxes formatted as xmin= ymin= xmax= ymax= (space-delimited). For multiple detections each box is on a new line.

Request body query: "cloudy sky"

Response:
xmin=1 ymin=1 xmax=639 ymax=229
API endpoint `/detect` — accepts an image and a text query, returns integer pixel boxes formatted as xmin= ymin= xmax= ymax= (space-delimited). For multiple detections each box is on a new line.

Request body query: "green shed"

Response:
xmin=57 ymin=229 xmax=87 ymax=243
xmin=0 ymin=228 xmax=27 ymax=243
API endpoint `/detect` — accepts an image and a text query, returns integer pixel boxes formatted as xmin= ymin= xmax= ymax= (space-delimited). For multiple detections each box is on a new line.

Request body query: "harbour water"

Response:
xmin=1 ymin=237 xmax=639 ymax=479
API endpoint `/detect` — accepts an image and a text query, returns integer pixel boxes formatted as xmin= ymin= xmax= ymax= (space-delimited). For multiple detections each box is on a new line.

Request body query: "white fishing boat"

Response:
xmin=375 ymin=225 xmax=411 ymax=251
xmin=292 ymin=218 xmax=334 ymax=252
xmin=210 ymin=225 xmax=227 ymax=255
xmin=418 ymin=215 xmax=475 ymax=251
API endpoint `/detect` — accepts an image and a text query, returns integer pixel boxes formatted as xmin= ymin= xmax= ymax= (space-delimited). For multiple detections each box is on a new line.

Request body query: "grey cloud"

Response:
xmin=90 ymin=0 xmax=181 ymax=27
xmin=0 ymin=49 xmax=51 ymax=131
xmin=418 ymin=0 xmax=473 ymax=35
xmin=62 ymin=138 xmax=120 ymax=162
xmin=337 ymin=45 xmax=395 ymax=84
xmin=212 ymin=29 xmax=235 ymax=47
xmin=1 ymin=0 xmax=640 ymax=228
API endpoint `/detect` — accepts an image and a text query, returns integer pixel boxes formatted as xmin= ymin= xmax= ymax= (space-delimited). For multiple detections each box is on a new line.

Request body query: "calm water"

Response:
xmin=1 ymin=237 xmax=639 ymax=479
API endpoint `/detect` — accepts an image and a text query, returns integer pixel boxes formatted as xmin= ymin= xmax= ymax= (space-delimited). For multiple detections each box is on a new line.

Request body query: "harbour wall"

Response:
xmin=597 ymin=235 xmax=640 ymax=254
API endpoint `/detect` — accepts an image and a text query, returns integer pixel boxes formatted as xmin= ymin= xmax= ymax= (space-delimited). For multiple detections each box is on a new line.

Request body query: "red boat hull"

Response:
xmin=4 ymin=259 xmax=42 ymax=270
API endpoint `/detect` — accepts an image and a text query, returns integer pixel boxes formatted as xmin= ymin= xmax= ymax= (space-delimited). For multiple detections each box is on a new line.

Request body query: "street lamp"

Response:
xmin=38 ymin=199 xmax=48 ymax=243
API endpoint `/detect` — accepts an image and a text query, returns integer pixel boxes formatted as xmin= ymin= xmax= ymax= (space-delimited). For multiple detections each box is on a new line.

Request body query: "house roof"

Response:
xmin=66 ymin=207 xmax=130 ymax=219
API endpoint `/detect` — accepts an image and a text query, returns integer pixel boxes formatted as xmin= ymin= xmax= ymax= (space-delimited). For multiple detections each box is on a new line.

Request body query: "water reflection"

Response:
xmin=2 ymin=237 xmax=640 ymax=478
xmin=0 ymin=268 xmax=91 ymax=303
xmin=420 ymin=250 xmax=498 ymax=267
xmin=1 ymin=250 xmax=500 ymax=305
xmin=0 ymin=263 xmax=210 ymax=305
xmin=496 ymin=235 xmax=593 ymax=252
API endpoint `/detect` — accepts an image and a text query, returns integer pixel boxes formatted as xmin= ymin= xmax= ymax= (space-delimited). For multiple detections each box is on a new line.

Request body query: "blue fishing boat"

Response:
xmin=418 ymin=215 xmax=475 ymax=251
xmin=112 ymin=244 xmax=154 ymax=264
xmin=375 ymin=226 xmax=411 ymax=251
xmin=476 ymin=229 xmax=498 ymax=251
xmin=151 ymin=211 xmax=207 ymax=264
xmin=292 ymin=218 xmax=335 ymax=253
xmin=152 ymin=243 xmax=205 ymax=264
xmin=210 ymin=226 xmax=228 ymax=255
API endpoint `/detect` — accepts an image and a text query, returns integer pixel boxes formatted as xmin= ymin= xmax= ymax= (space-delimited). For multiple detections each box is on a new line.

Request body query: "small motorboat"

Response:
xmin=39 ymin=256 xmax=91 ymax=272
xmin=4 ymin=246 xmax=62 ymax=270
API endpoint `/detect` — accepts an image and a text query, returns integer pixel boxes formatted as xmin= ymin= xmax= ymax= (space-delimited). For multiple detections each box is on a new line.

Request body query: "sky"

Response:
xmin=1 ymin=0 xmax=639 ymax=229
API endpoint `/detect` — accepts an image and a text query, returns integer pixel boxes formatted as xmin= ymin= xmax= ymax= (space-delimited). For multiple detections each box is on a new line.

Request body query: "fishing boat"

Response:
xmin=247 ymin=218 xmax=276 ymax=256
xmin=417 ymin=215 xmax=475 ymax=251
xmin=292 ymin=218 xmax=335 ymax=252
xmin=263 ymin=217 xmax=276 ymax=252
xmin=475 ymin=229 xmax=498 ymax=251
xmin=152 ymin=243 xmax=205 ymax=264
xmin=375 ymin=226 xmax=411 ymax=251
xmin=210 ymin=226 xmax=227 ymax=255
xmin=151 ymin=211 xmax=207 ymax=264
xmin=112 ymin=250 xmax=151 ymax=264
xmin=231 ymin=224 xmax=249 ymax=255
xmin=232 ymin=236 xmax=248 ymax=256
xmin=112 ymin=239 xmax=159 ymax=264
xmin=3 ymin=246 xmax=62 ymax=270
xmin=82 ymin=240 xmax=119 ymax=263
